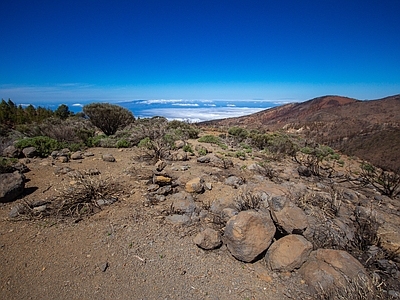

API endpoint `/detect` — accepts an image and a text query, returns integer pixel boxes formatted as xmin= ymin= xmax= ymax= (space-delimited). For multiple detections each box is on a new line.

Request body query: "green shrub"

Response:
xmin=297 ymin=144 xmax=338 ymax=176
xmin=248 ymin=132 xmax=270 ymax=150
xmin=83 ymin=103 xmax=135 ymax=136
xmin=198 ymin=135 xmax=221 ymax=144
xmin=76 ymin=128 xmax=95 ymax=146
xmin=235 ymin=151 xmax=246 ymax=158
xmin=197 ymin=147 xmax=207 ymax=156
xmin=183 ymin=144 xmax=193 ymax=153
xmin=15 ymin=136 xmax=64 ymax=157
xmin=116 ymin=139 xmax=130 ymax=148
xmin=87 ymin=135 xmax=107 ymax=147
xmin=68 ymin=142 xmax=85 ymax=152
xmin=228 ymin=126 xmax=248 ymax=142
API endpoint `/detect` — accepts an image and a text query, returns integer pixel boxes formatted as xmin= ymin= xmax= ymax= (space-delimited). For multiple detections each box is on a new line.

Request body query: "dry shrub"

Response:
xmin=54 ymin=173 xmax=122 ymax=218
xmin=235 ymin=190 xmax=265 ymax=212
xmin=314 ymin=274 xmax=386 ymax=300
xmin=15 ymin=174 xmax=123 ymax=220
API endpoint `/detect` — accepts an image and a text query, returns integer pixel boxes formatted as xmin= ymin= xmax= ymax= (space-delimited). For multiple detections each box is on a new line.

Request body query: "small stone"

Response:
xmin=155 ymin=160 xmax=167 ymax=172
xmin=174 ymin=140 xmax=185 ymax=149
xmin=298 ymin=166 xmax=312 ymax=177
xmin=224 ymin=176 xmax=244 ymax=188
xmin=147 ymin=184 xmax=160 ymax=192
xmin=33 ymin=205 xmax=47 ymax=213
xmin=58 ymin=156 xmax=69 ymax=163
xmin=22 ymin=147 xmax=37 ymax=158
xmin=9 ymin=205 xmax=25 ymax=218
xmin=100 ymin=262 xmax=109 ymax=272
xmin=185 ymin=177 xmax=204 ymax=193
xmin=193 ymin=228 xmax=222 ymax=250
xmin=70 ymin=151 xmax=83 ymax=160
xmin=165 ymin=214 xmax=191 ymax=225
xmin=102 ymin=154 xmax=116 ymax=162
xmin=157 ymin=185 xmax=172 ymax=195
xmin=153 ymin=175 xmax=172 ymax=185
xmin=197 ymin=156 xmax=210 ymax=163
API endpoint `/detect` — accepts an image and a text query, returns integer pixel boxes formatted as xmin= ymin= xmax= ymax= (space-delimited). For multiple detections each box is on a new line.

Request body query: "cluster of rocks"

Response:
xmin=141 ymin=154 xmax=399 ymax=295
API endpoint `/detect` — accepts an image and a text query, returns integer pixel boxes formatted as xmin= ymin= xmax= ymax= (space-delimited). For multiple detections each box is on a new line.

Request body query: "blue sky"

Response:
xmin=1 ymin=0 xmax=399 ymax=104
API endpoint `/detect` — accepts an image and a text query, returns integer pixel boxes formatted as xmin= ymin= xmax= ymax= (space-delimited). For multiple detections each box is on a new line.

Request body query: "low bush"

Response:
xmin=15 ymin=136 xmax=64 ymax=157
xmin=198 ymin=135 xmax=227 ymax=149
xmin=183 ymin=144 xmax=193 ymax=153
xmin=116 ymin=139 xmax=130 ymax=148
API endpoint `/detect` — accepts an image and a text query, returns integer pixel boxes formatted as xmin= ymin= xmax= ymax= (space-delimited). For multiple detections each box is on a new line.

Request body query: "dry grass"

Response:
xmin=14 ymin=173 xmax=123 ymax=220
xmin=313 ymin=274 xmax=392 ymax=300
xmin=54 ymin=173 xmax=122 ymax=218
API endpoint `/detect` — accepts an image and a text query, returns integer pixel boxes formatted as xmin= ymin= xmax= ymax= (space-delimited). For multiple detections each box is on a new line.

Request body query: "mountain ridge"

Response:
xmin=201 ymin=94 xmax=400 ymax=171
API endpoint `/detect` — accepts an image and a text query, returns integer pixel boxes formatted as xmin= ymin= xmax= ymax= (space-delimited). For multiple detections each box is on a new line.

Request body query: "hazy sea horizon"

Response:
xmin=15 ymin=99 xmax=294 ymax=122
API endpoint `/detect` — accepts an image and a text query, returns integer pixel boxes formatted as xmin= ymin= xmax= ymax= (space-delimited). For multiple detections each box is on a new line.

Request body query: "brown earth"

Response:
xmin=0 ymin=146 xmax=302 ymax=300
xmin=1 ymin=135 xmax=400 ymax=299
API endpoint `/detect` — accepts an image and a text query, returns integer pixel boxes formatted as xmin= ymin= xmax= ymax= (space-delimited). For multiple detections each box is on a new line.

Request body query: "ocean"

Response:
xmin=23 ymin=99 xmax=291 ymax=123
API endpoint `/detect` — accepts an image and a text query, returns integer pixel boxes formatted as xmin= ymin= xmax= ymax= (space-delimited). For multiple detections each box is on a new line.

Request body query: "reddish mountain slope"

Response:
xmin=202 ymin=95 xmax=400 ymax=171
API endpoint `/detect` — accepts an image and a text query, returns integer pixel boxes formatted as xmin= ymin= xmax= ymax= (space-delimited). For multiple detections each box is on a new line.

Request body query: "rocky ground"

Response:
xmin=1 ymin=135 xmax=400 ymax=300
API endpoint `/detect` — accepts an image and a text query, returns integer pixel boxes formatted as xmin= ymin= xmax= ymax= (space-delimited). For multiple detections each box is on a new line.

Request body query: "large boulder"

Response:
xmin=269 ymin=196 xmax=308 ymax=234
xmin=193 ymin=228 xmax=222 ymax=250
xmin=299 ymin=249 xmax=370 ymax=293
xmin=265 ymin=234 xmax=313 ymax=272
xmin=0 ymin=171 xmax=25 ymax=203
xmin=224 ymin=210 xmax=276 ymax=262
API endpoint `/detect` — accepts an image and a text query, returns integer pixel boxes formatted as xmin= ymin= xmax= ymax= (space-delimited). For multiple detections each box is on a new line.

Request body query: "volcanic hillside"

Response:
xmin=202 ymin=95 xmax=400 ymax=172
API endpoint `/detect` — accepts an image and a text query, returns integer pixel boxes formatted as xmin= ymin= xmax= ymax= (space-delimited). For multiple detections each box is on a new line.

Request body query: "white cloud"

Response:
xmin=72 ymin=103 xmax=83 ymax=107
xmin=138 ymin=99 xmax=184 ymax=105
xmin=138 ymin=107 xmax=266 ymax=122
xmin=172 ymin=103 xmax=199 ymax=107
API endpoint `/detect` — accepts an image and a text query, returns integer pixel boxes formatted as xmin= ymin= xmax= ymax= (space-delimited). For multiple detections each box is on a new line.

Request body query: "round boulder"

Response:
xmin=265 ymin=234 xmax=313 ymax=272
xmin=224 ymin=210 xmax=276 ymax=262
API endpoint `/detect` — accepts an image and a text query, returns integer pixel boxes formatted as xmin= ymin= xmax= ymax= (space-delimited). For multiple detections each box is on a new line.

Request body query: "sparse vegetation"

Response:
xmin=360 ymin=163 xmax=400 ymax=199
xmin=198 ymin=134 xmax=228 ymax=149
xmin=296 ymin=143 xmax=341 ymax=176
